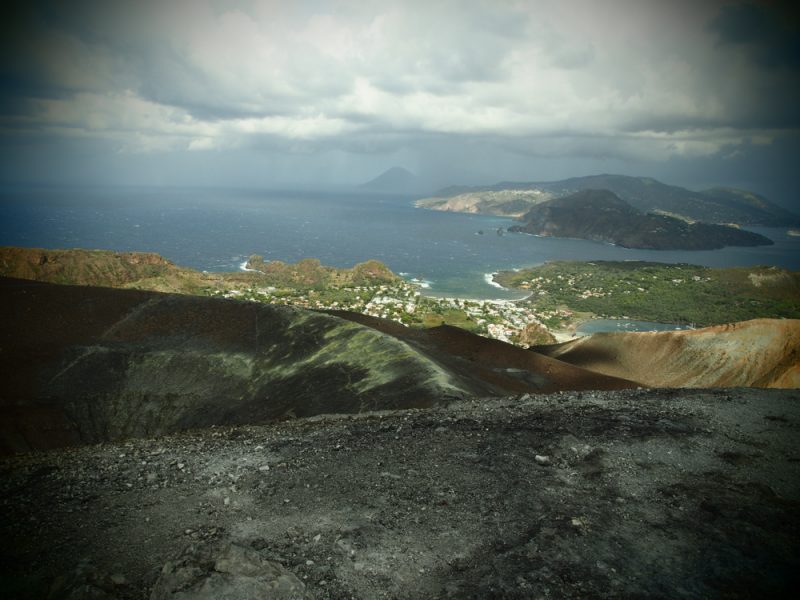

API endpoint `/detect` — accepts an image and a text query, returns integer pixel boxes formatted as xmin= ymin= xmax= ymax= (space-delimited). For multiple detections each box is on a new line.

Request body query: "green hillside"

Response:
xmin=495 ymin=261 xmax=800 ymax=328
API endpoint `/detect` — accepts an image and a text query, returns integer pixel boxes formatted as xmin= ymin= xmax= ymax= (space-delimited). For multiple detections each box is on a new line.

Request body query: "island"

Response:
xmin=507 ymin=189 xmax=773 ymax=250
xmin=415 ymin=174 xmax=800 ymax=226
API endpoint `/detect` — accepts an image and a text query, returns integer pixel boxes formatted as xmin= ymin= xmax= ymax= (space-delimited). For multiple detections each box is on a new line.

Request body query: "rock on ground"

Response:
xmin=1 ymin=388 xmax=799 ymax=599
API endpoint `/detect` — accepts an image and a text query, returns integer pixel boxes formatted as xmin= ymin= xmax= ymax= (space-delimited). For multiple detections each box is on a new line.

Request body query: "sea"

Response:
xmin=575 ymin=319 xmax=696 ymax=336
xmin=2 ymin=185 xmax=799 ymax=303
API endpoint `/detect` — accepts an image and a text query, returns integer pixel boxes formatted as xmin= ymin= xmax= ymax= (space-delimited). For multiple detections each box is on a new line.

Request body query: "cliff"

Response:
xmin=415 ymin=189 xmax=553 ymax=217
xmin=0 ymin=246 xmax=183 ymax=287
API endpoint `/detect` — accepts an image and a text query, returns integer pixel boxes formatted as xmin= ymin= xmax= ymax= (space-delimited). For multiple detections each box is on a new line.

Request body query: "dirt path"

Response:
xmin=2 ymin=388 xmax=799 ymax=599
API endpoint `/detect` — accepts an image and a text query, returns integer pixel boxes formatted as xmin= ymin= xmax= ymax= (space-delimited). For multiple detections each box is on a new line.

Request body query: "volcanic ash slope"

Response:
xmin=0 ymin=277 xmax=635 ymax=453
xmin=0 ymin=278 xmax=466 ymax=452
xmin=2 ymin=389 xmax=799 ymax=598
xmin=534 ymin=318 xmax=800 ymax=388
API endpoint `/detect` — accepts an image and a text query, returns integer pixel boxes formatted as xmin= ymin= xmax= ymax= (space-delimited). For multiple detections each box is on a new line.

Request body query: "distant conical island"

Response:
xmin=359 ymin=166 xmax=421 ymax=193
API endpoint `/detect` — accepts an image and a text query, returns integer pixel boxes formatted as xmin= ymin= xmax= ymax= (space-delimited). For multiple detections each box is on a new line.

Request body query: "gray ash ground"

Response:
xmin=2 ymin=388 xmax=799 ymax=599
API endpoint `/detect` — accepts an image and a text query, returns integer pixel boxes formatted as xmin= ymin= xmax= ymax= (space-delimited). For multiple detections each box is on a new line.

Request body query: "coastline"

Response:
xmin=400 ymin=271 xmax=530 ymax=302
xmin=484 ymin=272 xmax=505 ymax=289
xmin=186 ymin=250 xmax=741 ymax=334
xmin=486 ymin=268 xmax=702 ymax=341
xmin=238 ymin=260 xmax=259 ymax=273
xmin=486 ymin=271 xmax=534 ymax=302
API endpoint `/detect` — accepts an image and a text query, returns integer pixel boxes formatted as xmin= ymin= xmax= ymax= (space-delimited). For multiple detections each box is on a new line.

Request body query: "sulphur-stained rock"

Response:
xmin=150 ymin=542 xmax=309 ymax=600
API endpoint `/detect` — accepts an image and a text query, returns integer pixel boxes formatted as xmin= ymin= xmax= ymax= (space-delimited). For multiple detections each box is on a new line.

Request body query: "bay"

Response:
xmin=576 ymin=319 xmax=697 ymax=336
xmin=2 ymin=185 xmax=799 ymax=300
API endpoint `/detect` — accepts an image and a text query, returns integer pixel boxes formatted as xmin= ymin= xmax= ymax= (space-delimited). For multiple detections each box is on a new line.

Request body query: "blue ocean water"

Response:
xmin=576 ymin=319 xmax=696 ymax=336
xmin=2 ymin=185 xmax=799 ymax=299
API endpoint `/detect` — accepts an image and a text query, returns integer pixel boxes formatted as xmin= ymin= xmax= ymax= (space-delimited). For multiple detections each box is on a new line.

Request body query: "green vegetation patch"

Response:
xmin=495 ymin=261 xmax=800 ymax=327
xmin=245 ymin=255 xmax=399 ymax=290
xmin=418 ymin=307 xmax=481 ymax=332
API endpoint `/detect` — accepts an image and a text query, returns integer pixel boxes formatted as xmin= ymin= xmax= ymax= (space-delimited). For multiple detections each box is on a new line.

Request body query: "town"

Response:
xmin=211 ymin=279 xmax=554 ymax=346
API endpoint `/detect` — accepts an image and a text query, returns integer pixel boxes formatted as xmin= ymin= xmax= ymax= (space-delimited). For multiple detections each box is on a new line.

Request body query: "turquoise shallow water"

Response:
xmin=576 ymin=319 xmax=697 ymax=336
xmin=2 ymin=186 xmax=799 ymax=299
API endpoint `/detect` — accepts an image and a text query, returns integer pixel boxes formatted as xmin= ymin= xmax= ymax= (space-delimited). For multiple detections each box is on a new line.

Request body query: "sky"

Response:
xmin=1 ymin=0 xmax=798 ymax=207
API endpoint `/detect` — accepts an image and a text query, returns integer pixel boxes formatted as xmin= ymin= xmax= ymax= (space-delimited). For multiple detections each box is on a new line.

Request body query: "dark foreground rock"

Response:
xmin=2 ymin=388 xmax=798 ymax=599
xmin=0 ymin=277 xmax=465 ymax=452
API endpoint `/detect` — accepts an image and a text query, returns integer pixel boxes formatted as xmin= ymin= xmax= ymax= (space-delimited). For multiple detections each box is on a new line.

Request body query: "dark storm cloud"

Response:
xmin=709 ymin=2 xmax=800 ymax=68
xmin=0 ymin=0 xmax=798 ymax=209
xmin=698 ymin=2 xmax=800 ymax=133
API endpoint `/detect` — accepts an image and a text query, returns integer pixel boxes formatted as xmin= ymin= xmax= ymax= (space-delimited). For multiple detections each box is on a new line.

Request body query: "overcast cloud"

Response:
xmin=1 ymin=0 xmax=798 ymax=206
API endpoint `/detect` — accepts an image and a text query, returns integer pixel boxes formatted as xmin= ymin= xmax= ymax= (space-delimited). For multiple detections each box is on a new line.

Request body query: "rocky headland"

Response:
xmin=508 ymin=190 xmax=773 ymax=250
xmin=0 ymin=247 xmax=400 ymax=296
xmin=416 ymin=189 xmax=553 ymax=218
xmin=416 ymin=174 xmax=800 ymax=227
xmin=244 ymin=255 xmax=399 ymax=288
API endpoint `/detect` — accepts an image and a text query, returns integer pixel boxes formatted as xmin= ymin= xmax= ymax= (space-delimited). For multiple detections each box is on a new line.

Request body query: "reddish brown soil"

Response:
xmin=534 ymin=318 xmax=800 ymax=388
